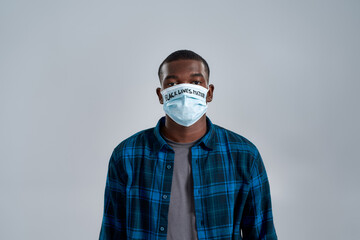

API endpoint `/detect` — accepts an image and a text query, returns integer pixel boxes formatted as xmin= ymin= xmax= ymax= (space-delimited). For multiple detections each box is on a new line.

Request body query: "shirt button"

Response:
xmin=167 ymin=165 xmax=172 ymax=169
xmin=160 ymin=226 xmax=165 ymax=231
xmin=162 ymin=194 xmax=168 ymax=199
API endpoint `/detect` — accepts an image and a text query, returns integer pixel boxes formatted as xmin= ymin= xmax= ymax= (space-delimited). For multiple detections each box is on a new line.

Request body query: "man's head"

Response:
xmin=156 ymin=50 xmax=215 ymax=129
xmin=158 ymin=50 xmax=210 ymax=85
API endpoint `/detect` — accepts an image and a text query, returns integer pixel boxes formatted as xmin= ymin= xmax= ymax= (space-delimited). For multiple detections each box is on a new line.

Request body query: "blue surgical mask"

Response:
xmin=161 ymin=83 xmax=208 ymax=127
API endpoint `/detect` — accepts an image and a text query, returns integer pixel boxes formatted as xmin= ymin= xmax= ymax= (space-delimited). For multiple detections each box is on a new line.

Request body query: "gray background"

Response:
xmin=1 ymin=0 xmax=359 ymax=239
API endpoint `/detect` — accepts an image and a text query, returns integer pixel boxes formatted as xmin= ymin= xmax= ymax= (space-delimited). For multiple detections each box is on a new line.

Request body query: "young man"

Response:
xmin=99 ymin=50 xmax=277 ymax=240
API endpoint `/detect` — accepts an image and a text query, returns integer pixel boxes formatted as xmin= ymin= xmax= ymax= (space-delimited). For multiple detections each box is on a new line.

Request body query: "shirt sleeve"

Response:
xmin=240 ymin=152 xmax=278 ymax=240
xmin=99 ymin=151 xmax=127 ymax=239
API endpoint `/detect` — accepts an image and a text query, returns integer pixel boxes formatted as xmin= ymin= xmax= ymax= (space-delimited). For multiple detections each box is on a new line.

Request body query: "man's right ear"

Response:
xmin=156 ymin=88 xmax=163 ymax=104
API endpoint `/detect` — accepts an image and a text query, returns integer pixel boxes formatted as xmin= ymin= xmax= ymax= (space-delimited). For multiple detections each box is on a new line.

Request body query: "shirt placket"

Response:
xmin=157 ymin=147 xmax=174 ymax=239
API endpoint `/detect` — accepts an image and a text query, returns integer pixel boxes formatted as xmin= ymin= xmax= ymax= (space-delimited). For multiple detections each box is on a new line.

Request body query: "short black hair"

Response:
xmin=158 ymin=50 xmax=210 ymax=82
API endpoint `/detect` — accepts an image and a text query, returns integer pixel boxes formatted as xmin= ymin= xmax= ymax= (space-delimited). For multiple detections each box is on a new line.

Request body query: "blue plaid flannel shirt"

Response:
xmin=100 ymin=117 xmax=277 ymax=239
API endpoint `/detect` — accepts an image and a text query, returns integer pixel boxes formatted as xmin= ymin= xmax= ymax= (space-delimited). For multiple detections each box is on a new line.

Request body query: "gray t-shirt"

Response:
xmin=164 ymin=137 xmax=199 ymax=240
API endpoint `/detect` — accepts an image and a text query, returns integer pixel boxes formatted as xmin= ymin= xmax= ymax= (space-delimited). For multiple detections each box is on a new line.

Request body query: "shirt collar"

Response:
xmin=153 ymin=116 xmax=216 ymax=151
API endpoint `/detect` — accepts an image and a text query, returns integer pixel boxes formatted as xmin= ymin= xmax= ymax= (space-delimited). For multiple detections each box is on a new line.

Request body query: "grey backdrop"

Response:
xmin=1 ymin=0 xmax=359 ymax=239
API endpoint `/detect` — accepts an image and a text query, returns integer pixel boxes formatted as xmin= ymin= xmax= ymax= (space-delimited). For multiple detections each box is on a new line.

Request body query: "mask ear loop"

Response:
xmin=205 ymin=84 xmax=211 ymax=102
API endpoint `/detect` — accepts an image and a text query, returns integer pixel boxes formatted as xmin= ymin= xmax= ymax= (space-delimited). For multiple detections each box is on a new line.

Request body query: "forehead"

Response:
xmin=161 ymin=59 xmax=207 ymax=78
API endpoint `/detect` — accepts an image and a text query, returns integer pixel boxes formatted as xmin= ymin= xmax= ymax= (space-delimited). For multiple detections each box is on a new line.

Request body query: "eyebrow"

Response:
xmin=190 ymin=73 xmax=205 ymax=78
xmin=164 ymin=75 xmax=178 ymax=81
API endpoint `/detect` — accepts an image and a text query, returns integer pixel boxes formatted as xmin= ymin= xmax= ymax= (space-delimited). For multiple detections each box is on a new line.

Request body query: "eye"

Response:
xmin=192 ymin=81 xmax=201 ymax=85
xmin=168 ymin=82 xmax=177 ymax=87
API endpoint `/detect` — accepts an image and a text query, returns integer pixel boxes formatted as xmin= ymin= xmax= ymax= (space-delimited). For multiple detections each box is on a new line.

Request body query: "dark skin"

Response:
xmin=156 ymin=59 xmax=215 ymax=143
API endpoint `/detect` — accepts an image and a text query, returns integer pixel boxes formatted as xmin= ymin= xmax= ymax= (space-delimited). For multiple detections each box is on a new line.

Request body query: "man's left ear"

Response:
xmin=206 ymin=84 xmax=214 ymax=103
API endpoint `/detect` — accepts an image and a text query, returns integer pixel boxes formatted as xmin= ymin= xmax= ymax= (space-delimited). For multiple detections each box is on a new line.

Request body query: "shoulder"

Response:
xmin=212 ymin=124 xmax=260 ymax=159
xmin=111 ymin=127 xmax=155 ymax=163
xmin=211 ymin=124 xmax=266 ymax=179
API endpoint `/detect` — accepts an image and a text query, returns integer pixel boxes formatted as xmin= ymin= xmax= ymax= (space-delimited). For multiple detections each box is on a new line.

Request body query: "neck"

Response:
xmin=161 ymin=115 xmax=207 ymax=143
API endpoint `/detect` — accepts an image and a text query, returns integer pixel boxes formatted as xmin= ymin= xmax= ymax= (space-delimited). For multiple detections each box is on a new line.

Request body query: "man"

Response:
xmin=99 ymin=50 xmax=277 ymax=239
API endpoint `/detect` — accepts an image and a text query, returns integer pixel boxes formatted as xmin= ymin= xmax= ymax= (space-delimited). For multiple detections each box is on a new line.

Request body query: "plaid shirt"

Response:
xmin=99 ymin=117 xmax=277 ymax=240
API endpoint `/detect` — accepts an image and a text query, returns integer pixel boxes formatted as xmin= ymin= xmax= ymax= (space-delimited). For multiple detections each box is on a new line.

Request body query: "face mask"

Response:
xmin=161 ymin=83 xmax=208 ymax=127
